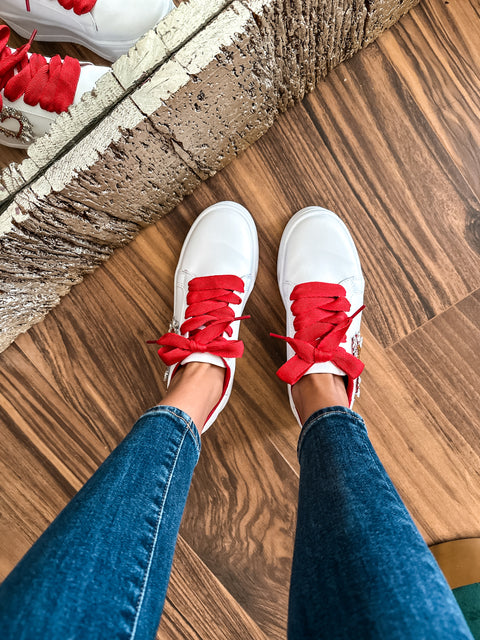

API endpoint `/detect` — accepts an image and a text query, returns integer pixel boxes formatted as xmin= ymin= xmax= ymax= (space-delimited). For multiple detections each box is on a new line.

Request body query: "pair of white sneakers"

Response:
xmin=0 ymin=0 xmax=174 ymax=147
xmin=150 ymin=202 xmax=365 ymax=432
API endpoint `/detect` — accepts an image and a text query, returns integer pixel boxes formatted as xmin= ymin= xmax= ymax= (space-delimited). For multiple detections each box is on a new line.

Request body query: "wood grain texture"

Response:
xmin=301 ymin=49 xmax=480 ymax=346
xmin=159 ymin=536 xmax=269 ymax=639
xmin=360 ymin=324 xmax=480 ymax=545
xmin=0 ymin=196 xmax=299 ymax=638
xmin=180 ymin=402 xmax=297 ymax=638
xmin=1 ymin=0 xmax=480 ymax=638
xmin=377 ymin=0 xmax=480 ymax=221
xmin=392 ymin=288 xmax=480 ymax=458
xmin=377 ymin=0 xmax=480 ymax=109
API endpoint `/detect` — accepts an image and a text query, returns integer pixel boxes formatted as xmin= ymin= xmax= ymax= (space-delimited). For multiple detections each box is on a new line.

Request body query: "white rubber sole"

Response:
xmin=0 ymin=136 xmax=30 ymax=149
xmin=2 ymin=18 xmax=122 ymax=61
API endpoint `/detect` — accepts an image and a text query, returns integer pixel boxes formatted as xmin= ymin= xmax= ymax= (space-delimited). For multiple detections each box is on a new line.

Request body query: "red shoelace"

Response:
xmin=25 ymin=0 xmax=97 ymax=15
xmin=271 ymin=281 xmax=365 ymax=387
xmin=0 ymin=25 xmax=81 ymax=114
xmin=149 ymin=275 xmax=249 ymax=367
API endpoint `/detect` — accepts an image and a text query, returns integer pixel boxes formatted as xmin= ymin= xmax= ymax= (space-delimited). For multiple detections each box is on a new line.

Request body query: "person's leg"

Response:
xmin=0 ymin=355 xmax=227 ymax=640
xmin=288 ymin=378 xmax=473 ymax=639
xmin=0 ymin=401 xmax=200 ymax=640
xmin=0 ymin=201 xmax=259 ymax=640
xmin=272 ymin=207 xmax=473 ymax=639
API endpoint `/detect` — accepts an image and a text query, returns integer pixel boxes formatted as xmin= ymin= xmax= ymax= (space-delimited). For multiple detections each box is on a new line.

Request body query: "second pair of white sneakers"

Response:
xmin=149 ymin=202 xmax=365 ymax=432
xmin=0 ymin=0 xmax=174 ymax=147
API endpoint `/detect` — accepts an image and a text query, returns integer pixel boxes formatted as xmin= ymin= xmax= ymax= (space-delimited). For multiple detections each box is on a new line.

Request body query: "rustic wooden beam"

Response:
xmin=0 ymin=0 xmax=419 ymax=353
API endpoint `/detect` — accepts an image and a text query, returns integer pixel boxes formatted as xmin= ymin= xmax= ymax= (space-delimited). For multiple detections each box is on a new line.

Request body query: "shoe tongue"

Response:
xmin=74 ymin=63 xmax=109 ymax=105
xmin=181 ymin=353 xmax=226 ymax=368
xmin=304 ymin=362 xmax=346 ymax=377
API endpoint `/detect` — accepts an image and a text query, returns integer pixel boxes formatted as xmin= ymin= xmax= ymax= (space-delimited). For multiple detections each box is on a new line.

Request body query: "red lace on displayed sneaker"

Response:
xmin=271 ymin=281 xmax=365 ymax=391
xmin=0 ymin=25 xmax=81 ymax=114
xmin=25 ymin=0 xmax=97 ymax=15
xmin=149 ymin=275 xmax=249 ymax=368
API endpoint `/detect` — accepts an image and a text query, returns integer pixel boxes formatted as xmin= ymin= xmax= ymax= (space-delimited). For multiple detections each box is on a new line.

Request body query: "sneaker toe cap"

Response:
xmin=179 ymin=202 xmax=258 ymax=283
xmin=280 ymin=208 xmax=363 ymax=293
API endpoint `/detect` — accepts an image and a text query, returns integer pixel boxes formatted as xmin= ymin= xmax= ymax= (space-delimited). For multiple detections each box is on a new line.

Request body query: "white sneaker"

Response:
xmin=149 ymin=201 xmax=259 ymax=433
xmin=2 ymin=0 xmax=175 ymax=62
xmin=0 ymin=25 xmax=109 ymax=148
xmin=272 ymin=206 xmax=365 ymax=426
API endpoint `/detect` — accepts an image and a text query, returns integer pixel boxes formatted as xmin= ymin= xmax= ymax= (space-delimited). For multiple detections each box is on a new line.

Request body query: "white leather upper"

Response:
xmin=277 ymin=206 xmax=365 ymax=422
xmin=1 ymin=0 xmax=175 ymax=60
xmin=167 ymin=201 xmax=259 ymax=431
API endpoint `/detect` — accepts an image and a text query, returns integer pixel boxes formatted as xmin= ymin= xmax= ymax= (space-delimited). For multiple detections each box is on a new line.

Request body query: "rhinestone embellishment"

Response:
xmin=352 ymin=332 xmax=363 ymax=359
xmin=163 ymin=316 xmax=180 ymax=382
xmin=167 ymin=317 xmax=180 ymax=334
xmin=352 ymin=332 xmax=363 ymax=397
xmin=0 ymin=106 xmax=35 ymax=145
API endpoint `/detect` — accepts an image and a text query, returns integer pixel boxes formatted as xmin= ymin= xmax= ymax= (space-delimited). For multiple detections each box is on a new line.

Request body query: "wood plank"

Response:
xmin=0 ymin=201 xmax=298 ymax=637
xmin=300 ymin=46 xmax=480 ymax=346
xmin=180 ymin=416 xmax=296 ymax=638
xmin=159 ymin=536 xmax=269 ymax=639
xmin=377 ymin=0 xmax=480 ymax=200
xmin=392 ymin=288 xmax=480 ymax=456
xmin=0 ymin=219 xmax=177 ymax=577
xmin=379 ymin=0 xmax=480 ymax=110
xmin=0 ymin=338 xmax=124 ymax=578
xmin=359 ymin=324 xmax=480 ymax=545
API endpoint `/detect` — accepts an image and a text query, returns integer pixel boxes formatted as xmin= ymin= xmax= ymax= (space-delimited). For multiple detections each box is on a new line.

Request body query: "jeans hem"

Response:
xmin=142 ymin=405 xmax=201 ymax=454
xmin=297 ymin=406 xmax=366 ymax=460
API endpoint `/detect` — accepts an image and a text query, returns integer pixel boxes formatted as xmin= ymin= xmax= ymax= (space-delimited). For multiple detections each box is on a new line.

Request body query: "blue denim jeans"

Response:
xmin=288 ymin=407 xmax=473 ymax=639
xmin=0 ymin=406 xmax=201 ymax=640
xmin=0 ymin=405 xmax=473 ymax=639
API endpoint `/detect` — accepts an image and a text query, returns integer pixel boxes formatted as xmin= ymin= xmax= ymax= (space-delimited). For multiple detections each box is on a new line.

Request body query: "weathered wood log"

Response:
xmin=0 ymin=0 xmax=419 ymax=353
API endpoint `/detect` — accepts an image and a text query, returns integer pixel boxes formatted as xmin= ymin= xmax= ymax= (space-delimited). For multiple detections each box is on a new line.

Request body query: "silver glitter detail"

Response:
xmin=168 ymin=317 xmax=180 ymax=334
xmin=355 ymin=375 xmax=362 ymax=398
xmin=352 ymin=333 xmax=363 ymax=398
xmin=352 ymin=332 xmax=363 ymax=359
xmin=163 ymin=316 xmax=180 ymax=383
xmin=0 ymin=106 xmax=35 ymax=145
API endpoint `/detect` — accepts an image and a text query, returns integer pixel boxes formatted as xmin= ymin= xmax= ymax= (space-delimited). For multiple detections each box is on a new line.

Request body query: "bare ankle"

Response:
xmin=158 ymin=362 xmax=225 ymax=434
xmin=291 ymin=373 xmax=349 ymax=425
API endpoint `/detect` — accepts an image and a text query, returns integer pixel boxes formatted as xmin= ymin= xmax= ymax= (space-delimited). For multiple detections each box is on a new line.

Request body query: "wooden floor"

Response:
xmin=1 ymin=0 xmax=480 ymax=638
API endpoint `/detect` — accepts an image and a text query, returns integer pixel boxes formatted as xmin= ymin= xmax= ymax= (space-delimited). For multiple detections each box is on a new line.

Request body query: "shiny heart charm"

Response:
xmin=0 ymin=106 xmax=35 ymax=145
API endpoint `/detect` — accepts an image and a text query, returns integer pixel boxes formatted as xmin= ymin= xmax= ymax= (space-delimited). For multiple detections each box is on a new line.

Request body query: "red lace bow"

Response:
xmin=0 ymin=25 xmax=81 ymax=114
xmin=149 ymin=275 xmax=249 ymax=367
xmin=271 ymin=281 xmax=365 ymax=386
xmin=0 ymin=25 xmax=34 ymax=111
